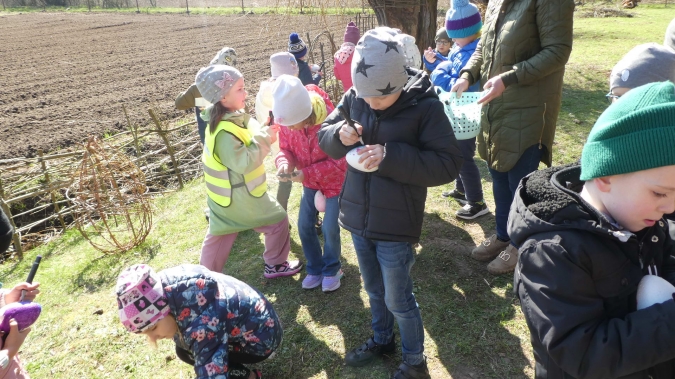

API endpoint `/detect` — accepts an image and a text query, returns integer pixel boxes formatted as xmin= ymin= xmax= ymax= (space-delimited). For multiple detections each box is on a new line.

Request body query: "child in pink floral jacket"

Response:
xmin=272 ymin=76 xmax=347 ymax=293
xmin=333 ymin=21 xmax=360 ymax=92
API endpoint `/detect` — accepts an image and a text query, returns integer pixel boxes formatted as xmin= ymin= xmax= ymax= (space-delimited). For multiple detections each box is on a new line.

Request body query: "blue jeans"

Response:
xmin=489 ymin=144 xmax=543 ymax=241
xmin=351 ymin=234 xmax=424 ymax=365
xmin=195 ymin=106 xmax=207 ymax=145
xmin=298 ymin=187 xmax=341 ymax=276
xmin=454 ymin=137 xmax=484 ymax=203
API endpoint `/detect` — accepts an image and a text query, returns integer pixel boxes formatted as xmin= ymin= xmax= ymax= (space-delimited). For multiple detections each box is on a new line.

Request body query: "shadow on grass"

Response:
xmin=418 ymin=212 xmax=530 ymax=378
xmin=69 ymin=241 xmax=159 ymax=293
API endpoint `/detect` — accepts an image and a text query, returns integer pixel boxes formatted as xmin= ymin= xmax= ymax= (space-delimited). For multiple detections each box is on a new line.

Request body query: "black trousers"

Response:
xmin=0 ymin=207 xmax=13 ymax=255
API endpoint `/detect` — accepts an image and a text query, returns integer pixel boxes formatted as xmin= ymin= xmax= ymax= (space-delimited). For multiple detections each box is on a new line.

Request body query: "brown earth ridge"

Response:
xmin=0 ymin=12 xmax=348 ymax=159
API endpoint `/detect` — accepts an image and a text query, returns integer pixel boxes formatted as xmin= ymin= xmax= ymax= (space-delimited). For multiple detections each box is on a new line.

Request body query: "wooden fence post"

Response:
xmin=123 ymin=104 xmax=141 ymax=157
xmin=306 ymin=32 xmax=313 ymax=64
xmin=148 ymin=109 xmax=184 ymax=189
xmin=0 ymin=176 xmax=22 ymax=259
xmin=38 ymin=149 xmax=66 ymax=230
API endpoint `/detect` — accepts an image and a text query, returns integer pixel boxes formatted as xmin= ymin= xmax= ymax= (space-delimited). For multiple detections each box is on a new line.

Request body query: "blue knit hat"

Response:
xmin=288 ymin=32 xmax=307 ymax=59
xmin=445 ymin=0 xmax=483 ymax=39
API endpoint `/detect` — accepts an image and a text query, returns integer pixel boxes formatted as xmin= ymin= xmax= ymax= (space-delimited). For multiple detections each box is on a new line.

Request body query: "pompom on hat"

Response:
xmin=445 ymin=0 xmax=483 ymax=39
xmin=344 ymin=21 xmax=361 ymax=44
xmin=288 ymin=32 xmax=308 ymax=59
xmin=272 ymin=75 xmax=312 ymax=126
xmin=116 ymin=264 xmax=170 ymax=334
xmin=609 ymin=43 xmax=675 ymax=92
xmin=195 ymin=65 xmax=243 ymax=105
xmin=351 ymin=27 xmax=408 ymax=98
xmin=580 ymin=81 xmax=675 ymax=180
xmin=270 ymin=52 xmax=299 ymax=79
xmin=210 ymin=47 xmax=237 ymax=67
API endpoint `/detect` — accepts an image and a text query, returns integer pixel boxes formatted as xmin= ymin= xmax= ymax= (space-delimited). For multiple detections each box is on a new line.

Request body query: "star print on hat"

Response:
xmin=350 ymin=27 xmax=408 ymax=98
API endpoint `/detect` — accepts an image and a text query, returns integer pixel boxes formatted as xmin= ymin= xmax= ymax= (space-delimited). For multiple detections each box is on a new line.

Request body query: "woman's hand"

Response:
xmin=450 ymin=78 xmax=470 ymax=98
xmin=1 ymin=319 xmax=30 ymax=360
xmin=357 ymin=145 xmax=384 ymax=170
xmin=339 ymin=122 xmax=363 ymax=146
xmin=423 ymin=47 xmax=436 ymax=63
xmin=4 ymin=282 xmax=40 ymax=304
xmin=477 ymin=76 xmax=505 ymax=105
xmin=289 ymin=170 xmax=304 ymax=183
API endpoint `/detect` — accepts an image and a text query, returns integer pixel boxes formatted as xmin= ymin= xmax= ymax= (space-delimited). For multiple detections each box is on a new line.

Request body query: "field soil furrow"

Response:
xmin=0 ymin=12 xmax=348 ymax=159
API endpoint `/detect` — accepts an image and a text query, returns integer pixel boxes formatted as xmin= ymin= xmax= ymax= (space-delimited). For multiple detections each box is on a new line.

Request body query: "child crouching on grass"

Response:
xmin=117 ymin=264 xmax=282 ymax=379
xmin=318 ymin=28 xmax=463 ymax=378
xmin=512 ymin=81 xmax=675 ymax=378
xmin=271 ymin=75 xmax=347 ymax=292
xmin=195 ymin=65 xmax=302 ymax=278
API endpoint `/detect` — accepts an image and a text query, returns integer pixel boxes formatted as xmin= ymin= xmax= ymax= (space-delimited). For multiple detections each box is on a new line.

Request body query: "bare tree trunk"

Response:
xmin=366 ymin=0 xmax=438 ymax=54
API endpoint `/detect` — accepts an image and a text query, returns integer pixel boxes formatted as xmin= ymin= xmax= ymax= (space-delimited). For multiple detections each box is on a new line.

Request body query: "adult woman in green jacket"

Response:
xmin=451 ymin=0 xmax=574 ymax=275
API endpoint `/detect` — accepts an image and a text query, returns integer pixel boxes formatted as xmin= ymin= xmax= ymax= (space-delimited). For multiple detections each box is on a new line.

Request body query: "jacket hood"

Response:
xmin=509 ymin=164 xmax=636 ymax=247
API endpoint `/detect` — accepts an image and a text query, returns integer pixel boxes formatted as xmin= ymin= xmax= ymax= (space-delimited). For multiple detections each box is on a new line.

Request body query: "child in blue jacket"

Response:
xmin=433 ymin=0 xmax=489 ymax=220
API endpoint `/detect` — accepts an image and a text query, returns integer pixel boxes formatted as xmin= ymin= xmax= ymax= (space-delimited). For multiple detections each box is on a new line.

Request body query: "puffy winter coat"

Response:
xmin=510 ymin=164 xmax=675 ymax=379
xmin=161 ymin=265 xmax=282 ymax=379
xmin=460 ymin=0 xmax=574 ymax=172
xmin=318 ymin=68 xmax=463 ymax=243
xmin=275 ymin=85 xmax=346 ymax=198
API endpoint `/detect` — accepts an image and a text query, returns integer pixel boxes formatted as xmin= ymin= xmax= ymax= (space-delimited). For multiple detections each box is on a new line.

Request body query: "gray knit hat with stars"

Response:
xmin=351 ymin=27 xmax=408 ymax=98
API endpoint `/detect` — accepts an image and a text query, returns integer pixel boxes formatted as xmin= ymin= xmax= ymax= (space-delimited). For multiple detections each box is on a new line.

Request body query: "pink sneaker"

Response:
xmin=322 ymin=270 xmax=344 ymax=293
xmin=264 ymin=260 xmax=303 ymax=279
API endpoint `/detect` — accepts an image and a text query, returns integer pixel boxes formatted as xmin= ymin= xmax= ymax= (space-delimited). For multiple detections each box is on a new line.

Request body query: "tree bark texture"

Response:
xmin=367 ymin=0 xmax=439 ymax=53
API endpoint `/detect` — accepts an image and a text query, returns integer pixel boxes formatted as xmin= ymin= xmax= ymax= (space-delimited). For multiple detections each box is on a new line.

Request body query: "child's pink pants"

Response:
xmin=200 ymin=216 xmax=291 ymax=273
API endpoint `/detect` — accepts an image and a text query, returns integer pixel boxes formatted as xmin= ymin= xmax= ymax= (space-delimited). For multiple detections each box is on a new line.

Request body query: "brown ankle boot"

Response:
xmin=470 ymin=234 xmax=509 ymax=262
xmin=487 ymin=244 xmax=519 ymax=275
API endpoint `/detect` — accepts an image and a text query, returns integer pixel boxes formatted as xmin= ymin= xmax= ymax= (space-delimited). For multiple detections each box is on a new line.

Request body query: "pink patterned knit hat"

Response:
xmin=116 ymin=264 xmax=170 ymax=333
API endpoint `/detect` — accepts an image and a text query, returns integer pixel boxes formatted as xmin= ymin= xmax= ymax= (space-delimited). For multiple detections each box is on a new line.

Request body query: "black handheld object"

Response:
xmin=26 ymin=255 xmax=42 ymax=283
xmin=318 ymin=62 xmax=325 ymax=72
xmin=268 ymin=110 xmax=274 ymax=126
xmin=337 ymin=104 xmax=362 ymax=140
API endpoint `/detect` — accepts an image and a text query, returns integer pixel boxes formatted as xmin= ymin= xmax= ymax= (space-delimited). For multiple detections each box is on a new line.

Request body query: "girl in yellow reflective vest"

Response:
xmin=195 ymin=65 xmax=303 ymax=278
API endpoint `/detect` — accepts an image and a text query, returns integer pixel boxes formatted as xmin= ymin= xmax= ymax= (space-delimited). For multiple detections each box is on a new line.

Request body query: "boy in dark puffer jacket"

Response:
xmin=318 ymin=27 xmax=463 ymax=379
xmin=511 ymin=81 xmax=675 ymax=379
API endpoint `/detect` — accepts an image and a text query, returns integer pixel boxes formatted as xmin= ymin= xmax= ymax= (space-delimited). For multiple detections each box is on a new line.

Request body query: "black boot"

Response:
xmin=345 ymin=335 xmax=396 ymax=367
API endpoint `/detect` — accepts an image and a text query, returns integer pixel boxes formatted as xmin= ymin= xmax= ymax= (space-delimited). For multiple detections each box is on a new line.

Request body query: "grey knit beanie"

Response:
xmin=195 ymin=65 xmax=243 ymax=105
xmin=351 ymin=27 xmax=408 ymax=98
xmin=665 ymin=17 xmax=675 ymax=51
xmin=609 ymin=43 xmax=675 ymax=91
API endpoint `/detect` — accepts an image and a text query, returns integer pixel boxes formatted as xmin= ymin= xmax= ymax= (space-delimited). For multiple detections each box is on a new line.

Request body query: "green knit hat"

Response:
xmin=580 ymin=81 xmax=675 ymax=180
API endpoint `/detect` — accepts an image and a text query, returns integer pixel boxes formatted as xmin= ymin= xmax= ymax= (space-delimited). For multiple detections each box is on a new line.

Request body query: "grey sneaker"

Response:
xmin=470 ymin=234 xmax=510 ymax=262
xmin=455 ymin=201 xmax=489 ymax=220
xmin=487 ymin=244 xmax=519 ymax=275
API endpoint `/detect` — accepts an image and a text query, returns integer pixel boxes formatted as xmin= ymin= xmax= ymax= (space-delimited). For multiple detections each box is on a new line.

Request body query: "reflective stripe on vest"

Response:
xmin=203 ymin=120 xmax=267 ymax=207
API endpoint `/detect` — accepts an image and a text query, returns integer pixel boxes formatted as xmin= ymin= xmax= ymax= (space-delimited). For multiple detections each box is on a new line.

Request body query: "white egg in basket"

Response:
xmin=346 ymin=147 xmax=378 ymax=172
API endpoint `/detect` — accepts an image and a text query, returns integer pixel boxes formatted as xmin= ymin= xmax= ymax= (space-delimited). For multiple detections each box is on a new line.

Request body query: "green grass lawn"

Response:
xmin=1 ymin=5 xmax=673 ymax=378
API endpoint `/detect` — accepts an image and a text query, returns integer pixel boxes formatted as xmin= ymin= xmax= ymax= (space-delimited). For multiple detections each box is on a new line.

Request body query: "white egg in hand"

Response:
xmin=346 ymin=147 xmax=378 ymax=172
xmin=636 ymin=275 xmax=675 ymax=310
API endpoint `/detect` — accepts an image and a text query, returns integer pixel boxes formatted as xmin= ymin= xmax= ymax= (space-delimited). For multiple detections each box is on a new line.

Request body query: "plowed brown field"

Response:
xmin=0 ymin=12 xmax=349 ymax=159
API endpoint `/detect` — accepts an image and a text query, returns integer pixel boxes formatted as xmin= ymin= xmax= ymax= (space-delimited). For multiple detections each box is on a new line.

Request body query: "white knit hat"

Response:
xmin=270 ymin=52 xmax=299 ymax=79
xmin=272 ymin=75 xmax=312 ymax=126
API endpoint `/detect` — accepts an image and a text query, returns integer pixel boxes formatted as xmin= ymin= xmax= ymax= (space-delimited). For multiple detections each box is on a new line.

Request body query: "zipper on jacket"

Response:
xmin=538 ymin=103 xmax=547 ymax=149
